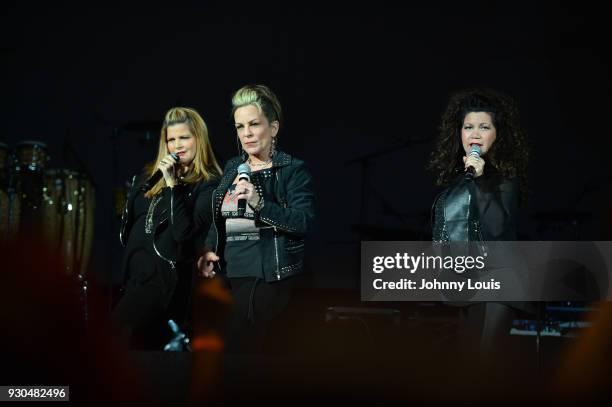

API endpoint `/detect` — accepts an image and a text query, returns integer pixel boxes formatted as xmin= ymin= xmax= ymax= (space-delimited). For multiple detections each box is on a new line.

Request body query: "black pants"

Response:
xmin=461 ymin=302 xmax=517 ymax=366
xmin=226 ymin=276 xmax=293 ymax=354
xmin=111 ymin=252 xmax=192 ymax=349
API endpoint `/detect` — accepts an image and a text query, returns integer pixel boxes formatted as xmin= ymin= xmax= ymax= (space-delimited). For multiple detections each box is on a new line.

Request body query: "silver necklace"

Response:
xmin=145 ymin=194 xmax=163 ymax=234
xmin=248 ymin=157 xmax=272 ymax=167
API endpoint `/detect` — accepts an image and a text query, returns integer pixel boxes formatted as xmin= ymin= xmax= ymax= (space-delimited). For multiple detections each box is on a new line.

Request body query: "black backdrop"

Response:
xmin=2 ymin=2 xmax=611 ymax=290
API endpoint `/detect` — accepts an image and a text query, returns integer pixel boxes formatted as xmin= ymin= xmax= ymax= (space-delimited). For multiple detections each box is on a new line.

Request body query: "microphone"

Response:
xmin=140 ymin=152 xmax=179 ymax=191
xmin=237 ymin=163 xmax=250 ymax=216
xmin=163 ymin=319 xmax=192 ymax=352
xmin=465 ymin=144 xmax=481 ymax=179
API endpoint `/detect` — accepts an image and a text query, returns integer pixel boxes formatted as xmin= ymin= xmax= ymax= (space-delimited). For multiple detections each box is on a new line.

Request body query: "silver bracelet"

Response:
xmin=249 ymin=196 xmax=264 ymax=212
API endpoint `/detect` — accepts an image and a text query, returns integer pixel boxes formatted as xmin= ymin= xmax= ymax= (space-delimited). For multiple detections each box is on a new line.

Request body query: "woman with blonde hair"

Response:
xmin=113 ymin=107 xmax=221 ymax=348
xmin=198 ymin=84 xmax=315 ymax=353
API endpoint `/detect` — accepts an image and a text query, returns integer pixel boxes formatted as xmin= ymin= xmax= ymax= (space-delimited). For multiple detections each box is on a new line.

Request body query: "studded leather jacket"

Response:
xmin=206 ymin=151 xmax=315 ymax=282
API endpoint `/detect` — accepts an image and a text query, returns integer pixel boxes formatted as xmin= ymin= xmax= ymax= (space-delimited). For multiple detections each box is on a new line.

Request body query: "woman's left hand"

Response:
xmin=197 ymin=251 xmax=219 ymax=278
xmin=233 ymin=179 xmax=261 ymax=209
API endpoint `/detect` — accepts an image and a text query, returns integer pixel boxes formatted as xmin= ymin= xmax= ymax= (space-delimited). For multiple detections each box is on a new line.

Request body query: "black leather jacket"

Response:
xmin=432 ymin=172 xmax=534 ymax=311
xmin=207 ymin=151 xmax=315 ymax=282
xmin=432 ymin=172 xmax=519 ymax=244
xmin=120 ymin=175 xmax=217 ymax=280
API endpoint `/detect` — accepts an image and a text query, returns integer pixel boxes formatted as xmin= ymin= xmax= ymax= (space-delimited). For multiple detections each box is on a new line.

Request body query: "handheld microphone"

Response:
xmin=465 ymin=144 xmax=481 ymax=179
xmin=140 ymin=152 xmax=179 ymax=192
xmin=164 ymin=319 xmax=191 ymax=352
xmin=237 ymin=163 xmax=251 ymax=216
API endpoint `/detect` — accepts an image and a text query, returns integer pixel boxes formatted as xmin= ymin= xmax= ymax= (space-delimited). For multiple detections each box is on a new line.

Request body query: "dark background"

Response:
xmin=2 ymin=1 xmax=611 ymax=293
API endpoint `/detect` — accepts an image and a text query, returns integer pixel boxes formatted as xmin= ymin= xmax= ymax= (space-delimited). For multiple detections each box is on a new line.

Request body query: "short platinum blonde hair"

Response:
xmin=231 ymin=84 xmax=282 ymax=126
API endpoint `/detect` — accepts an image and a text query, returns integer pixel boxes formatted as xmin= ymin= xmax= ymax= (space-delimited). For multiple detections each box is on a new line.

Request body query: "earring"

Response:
xmin=270 ymin=137 xmax=277 ymax=158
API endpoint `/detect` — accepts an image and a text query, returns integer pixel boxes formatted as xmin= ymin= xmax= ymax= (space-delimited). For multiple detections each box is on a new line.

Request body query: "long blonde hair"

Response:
xmin=144 ymin=107 xmax=222 ymax=198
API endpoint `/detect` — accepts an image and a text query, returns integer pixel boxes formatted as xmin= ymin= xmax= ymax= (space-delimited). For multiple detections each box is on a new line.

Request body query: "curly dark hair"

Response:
xmin=428 ymin=88 xmax=530 ymax=201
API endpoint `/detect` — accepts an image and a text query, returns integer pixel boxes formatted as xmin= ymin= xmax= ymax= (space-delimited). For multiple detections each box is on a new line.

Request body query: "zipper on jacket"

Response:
xmin=466 ymin=193 xmax=471 ymax=241
xmin=273 ymin=227 xmax=280 ymax=280
xmin=170 ymin=188 xmax=175 ymax=226
xmin=474 ymin=221 xmax=488 ymax=257
xmin=152 ymin=237 xmax=176 ymax=270
xmin=468 ymin=193 xmax=488 ymax=257
xmin=151 ymin=191 xmax=178 ymax=271
xmin=212 ymin=190 xmax=222 ymax=273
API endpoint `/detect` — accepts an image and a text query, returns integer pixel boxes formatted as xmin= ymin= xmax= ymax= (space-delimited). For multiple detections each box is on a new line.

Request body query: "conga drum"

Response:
xmin=14 ymin=140 xmax=49 ymax=174
xmin=0 ymin=142 xmax=8 ymax=184
xmin=0 ymin=189 xmax=21 ymax=240
xmin=9 ymin=141 xmax=49 ymax=235
xmin=12 ymin=140 xmax=49 ymax=211
xmin=42 ymin=169 xmax=95 ymax=276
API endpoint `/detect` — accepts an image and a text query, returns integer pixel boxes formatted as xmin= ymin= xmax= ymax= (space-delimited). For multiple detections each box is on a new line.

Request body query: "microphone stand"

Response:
xmin=345 ymin=137 xmax=432 ymax=240
xmin=93 ymin=112 xmax=121 ymax=316
xmin=63 ymin=130 xmax=99 ymax=190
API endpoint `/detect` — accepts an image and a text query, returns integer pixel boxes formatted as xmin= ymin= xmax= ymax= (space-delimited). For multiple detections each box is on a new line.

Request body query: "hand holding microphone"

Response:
xmin=158 ymin=152 xmax=180 ymax=187
xmin=233 ymin=163 xmax=261 ymax=216
xmin=463 ymin=144 xmax=484 ymax=179
xmin=140 ymin=152 xmax=179 ymax=191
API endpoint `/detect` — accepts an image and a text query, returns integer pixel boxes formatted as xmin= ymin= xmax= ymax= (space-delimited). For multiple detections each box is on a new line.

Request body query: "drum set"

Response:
xmin=1 ymin=141 xmax=95 ymax=281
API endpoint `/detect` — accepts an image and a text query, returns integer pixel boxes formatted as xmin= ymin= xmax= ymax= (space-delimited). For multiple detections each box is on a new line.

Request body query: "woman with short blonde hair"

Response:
xmin=199 ymin=85 xmax=315 ymax=353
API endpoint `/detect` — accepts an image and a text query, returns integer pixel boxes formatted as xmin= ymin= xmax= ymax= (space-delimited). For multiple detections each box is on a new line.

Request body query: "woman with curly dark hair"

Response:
xmin=430 ymin=87 xmax=529 ymax=242
xmin=428 ymin=88 xmax=530 ymax=365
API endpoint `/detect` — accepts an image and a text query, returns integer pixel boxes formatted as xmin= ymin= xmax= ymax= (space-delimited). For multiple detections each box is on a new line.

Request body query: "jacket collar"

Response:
xmin=215 ymin=151 xmax=292 ymax=201
xmin=226 ymin=150 xmax=292 ymax=170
